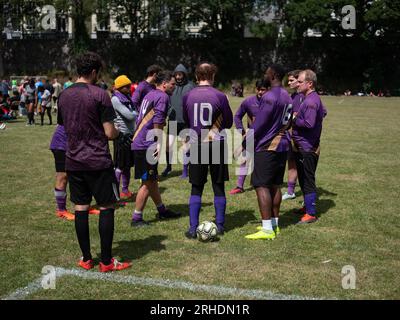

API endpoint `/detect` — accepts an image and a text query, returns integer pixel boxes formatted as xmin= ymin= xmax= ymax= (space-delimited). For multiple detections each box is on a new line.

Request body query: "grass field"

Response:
xmin=0 ymin=96 xmax=399 ymax=300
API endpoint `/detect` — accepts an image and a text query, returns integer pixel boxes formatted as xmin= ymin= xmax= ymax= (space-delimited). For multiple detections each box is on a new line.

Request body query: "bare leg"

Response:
xmin=255 ymin=187 xmax=272 ymax=220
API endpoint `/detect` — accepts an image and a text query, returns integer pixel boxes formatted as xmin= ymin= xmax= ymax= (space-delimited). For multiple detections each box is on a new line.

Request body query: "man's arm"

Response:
xmin=100 ymin=92 xmax=119 ymax=139
xmin=111 ymin=96 xmax=138 ymax=121
xmin=234 ymin=101 xmax=247 ymax=131
xmin=293 ymin=104 xmax=318 ymax=129
xmin=103 ymin=121 xmax=119 ymax=140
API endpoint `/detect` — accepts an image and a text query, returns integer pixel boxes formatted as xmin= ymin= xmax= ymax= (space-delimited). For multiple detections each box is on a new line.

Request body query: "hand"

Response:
xmin=233 ymin=145 xmax=243 ymax=160
xmin=117 ymin=132 xmax=132 ymax=149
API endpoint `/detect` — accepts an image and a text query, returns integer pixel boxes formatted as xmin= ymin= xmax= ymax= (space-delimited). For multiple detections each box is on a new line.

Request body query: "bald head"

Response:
xmin=195 ymin=62 xmax=217 ymax=83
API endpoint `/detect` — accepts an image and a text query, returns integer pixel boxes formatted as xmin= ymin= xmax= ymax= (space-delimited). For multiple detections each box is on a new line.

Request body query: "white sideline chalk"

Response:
xmin=3 ymin=267 xmax=330 ymax=300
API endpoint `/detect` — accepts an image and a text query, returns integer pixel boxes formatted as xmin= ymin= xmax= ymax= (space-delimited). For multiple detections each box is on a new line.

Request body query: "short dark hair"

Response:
xmin=287 ymin=69 xmax=302 ymax=79
xmin=256 ymin=79 xmax=269 ymax=89
xmin=75 ymin=52 xmax=104 ymax=77
xmin=269 ymin=64 xmax=285 ymax=81
xmin=195 ymin=62 xmax=217 ymax=81
xmin=146 ymin=64 xmax=162 ymax=77
xmin=155 ymin=70 xmax=175 ymax=85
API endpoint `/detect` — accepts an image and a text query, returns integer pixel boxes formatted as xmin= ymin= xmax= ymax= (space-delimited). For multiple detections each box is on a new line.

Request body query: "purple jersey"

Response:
xmin=132 ymin=89 xmax=169 ymax=150
xmin=131 ymin=80 xmax=155 ymax=109
xmin=49 ymin=125 xmax=67 ymax=151
xmin=57 ymin=83 xmax=116 ymax=171
xmin=251 ymin=86 xmax=293 ymax=153
xmin=234 ymin=95 xmax=262 ymax=131
xmin=292 ymin=91 xmax=326 ymax=153
xmin=291 ymin=92 xmax=304 ymax=113
xmin=182 ymin=85 xmax=233 ymax=142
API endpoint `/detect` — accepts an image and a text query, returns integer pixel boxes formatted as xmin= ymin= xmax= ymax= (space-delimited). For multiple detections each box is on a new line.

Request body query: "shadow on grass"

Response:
xmin=95 ymin=235 xmax=168 ymax=262
xmin=158 ymin=169 xmax=188 ymax=181
xmin=279 ymin=198 xmax=336 ymax=229
xmin=225 ymin=210 xmax=258 ymax=232
xmin=144 ymin=202 xmax=213 ymax=224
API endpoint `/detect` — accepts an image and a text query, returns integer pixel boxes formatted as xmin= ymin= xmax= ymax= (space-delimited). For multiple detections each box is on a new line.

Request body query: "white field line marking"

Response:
xmin=3 ymin=267 xmax=332 ymax=300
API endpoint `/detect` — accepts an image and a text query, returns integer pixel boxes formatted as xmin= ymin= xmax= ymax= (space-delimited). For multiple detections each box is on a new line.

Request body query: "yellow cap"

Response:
xmin=114 ymin=75 xmax=132 ymax=89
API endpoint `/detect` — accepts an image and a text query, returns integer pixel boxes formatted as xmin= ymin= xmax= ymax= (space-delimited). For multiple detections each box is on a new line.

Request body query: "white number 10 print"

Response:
xmin=194 ymin=103 xmax=213 ymax=126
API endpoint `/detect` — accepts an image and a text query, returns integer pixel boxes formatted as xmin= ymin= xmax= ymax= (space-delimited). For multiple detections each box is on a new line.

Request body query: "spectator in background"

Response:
xmin=52 ymin=78 xmax=62 ymax=113
xmin=64 ymin=77 xmax=74 ymax=89
xmin=25 ymin=78 xmax=37 ymax=125
xmin=0 ymin=80 xmax=10 ymax=99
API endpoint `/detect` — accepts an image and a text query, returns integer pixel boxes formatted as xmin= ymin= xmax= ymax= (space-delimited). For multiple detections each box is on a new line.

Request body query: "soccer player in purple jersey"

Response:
xmin=292 ymin=69 xmax=327 ymax=224
xmin=131 ymin=64 xmax=162 ymax=110
xmin=131 ymin=71 xmax=181 ymax=227
xmin=282 ymin=70 xmax=303 ymax=201
xmin=244 ymin=64 xmax=293 ymax=240
xmin=58 ymin=52 xmax=131 ymax=272
xmin=229 ymin=79 xmax=269 ymax=195
xmin=182 ymin=62 xmax=233 ymax=239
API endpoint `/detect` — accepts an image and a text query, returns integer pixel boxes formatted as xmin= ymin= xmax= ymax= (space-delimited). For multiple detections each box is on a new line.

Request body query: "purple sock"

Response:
xmin=214 ymin=196 xmax=226 ymax=231
xmin=287 ymin=181 xmax=296 ymax=195
xmin=304 ymin=193 xmax=317 ymax=215
xmin=157 ymin=204 xmax=166 ymax=215
xmin=121 ymin=169 xmax=131 ymax=193
xmin=132 ymin=212 xmax=143 ymax=221
xmin=55 ymin=188 xmax=67 ymax=211
xmin=115 ymin=168 xmax=122 ymax=192
xmin=181 ymin=164 xmax=188 ymax=178
xmin=236 ymin=175 xmax=246 ymax=189
xmin=189 ymin=195 xmax=202 ymax=233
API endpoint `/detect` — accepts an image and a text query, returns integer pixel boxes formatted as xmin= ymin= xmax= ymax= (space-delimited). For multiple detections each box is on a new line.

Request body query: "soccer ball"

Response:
xmin=196 ymin=221 xmax=218 ymax=242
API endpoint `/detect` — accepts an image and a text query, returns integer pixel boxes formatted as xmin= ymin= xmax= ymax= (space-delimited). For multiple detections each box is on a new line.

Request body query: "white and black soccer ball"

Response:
xmin=196 ymin=221 xmax=218 ymax=242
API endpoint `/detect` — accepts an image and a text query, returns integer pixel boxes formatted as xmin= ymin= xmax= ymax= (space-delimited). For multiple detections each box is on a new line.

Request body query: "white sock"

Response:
xmin=262 ymin=220 xmax=273 ymax=232
xmin=271 ymin=217 xmax=279 ymax=228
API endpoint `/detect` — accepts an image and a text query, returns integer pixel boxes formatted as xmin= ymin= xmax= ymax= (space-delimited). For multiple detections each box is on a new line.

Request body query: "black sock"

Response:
xmin=40 ymin=112 xmax=44 ymax=125
xmin=99 ymin=208 xmax=115 ymax=265
xmin=165 ymin=152 xmax=171 ymax=170
xmin=47 ymin=108 xmax=52 ymax=124
xmin=74 ymin=210 xmax=92 ymax=261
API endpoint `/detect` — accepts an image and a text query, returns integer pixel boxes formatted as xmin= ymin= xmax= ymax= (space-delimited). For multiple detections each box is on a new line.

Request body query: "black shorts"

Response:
xmin=52 ymin=149 xmax=66 ymax=172
xmin=251 ymin=151 xmax=287 ymax=188
xmin=167 ymin=122 xmax=187 ymax=138
xmin=134 ymin=150 xmax=158 ymax=181
xmin=67 ymin=167 xmax=119 ymax=206
xmin=295 ymin=151 xmax=319 ymax=194
xmin=189 ymin=141 xmax=229 ymax=185
xmin=113 ymin=140 xmax=135 ymax=170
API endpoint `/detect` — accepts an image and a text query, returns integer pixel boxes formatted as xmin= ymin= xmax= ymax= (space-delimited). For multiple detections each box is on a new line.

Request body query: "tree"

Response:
xmin=53 ymin=0 xmax=96 ymax=53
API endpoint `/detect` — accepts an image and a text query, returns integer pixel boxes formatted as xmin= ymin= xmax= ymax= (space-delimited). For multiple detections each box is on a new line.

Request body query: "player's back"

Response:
xmin=253 ymin=86 xmax=293 ymax=152
xmin=183 ymin=85 xmax=232 ymax=141
xmin=58 ymin=83 xmax=114 ymax=170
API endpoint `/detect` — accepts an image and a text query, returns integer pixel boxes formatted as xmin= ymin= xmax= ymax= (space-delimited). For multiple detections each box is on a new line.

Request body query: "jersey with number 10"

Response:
xmin=182 ymin=85 xmax=233 ymax=141
xmin=251 ymin=86 xmax=293 ymax=153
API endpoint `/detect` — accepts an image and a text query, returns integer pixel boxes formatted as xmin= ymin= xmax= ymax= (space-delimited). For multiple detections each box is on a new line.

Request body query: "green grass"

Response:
xmin=0 ymin=96 xmax=399 ymax=300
